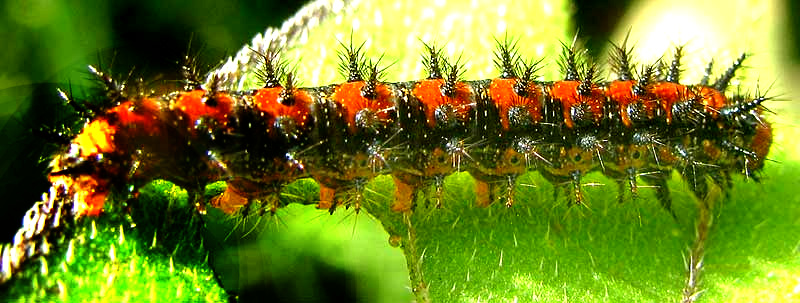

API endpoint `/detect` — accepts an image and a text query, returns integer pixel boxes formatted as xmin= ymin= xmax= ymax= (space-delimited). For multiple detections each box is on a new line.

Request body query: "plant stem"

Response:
xmin=402 ymin=211 xmax=430 ymax=303
xmin=682 ymin=177 xmax=720 ymax=303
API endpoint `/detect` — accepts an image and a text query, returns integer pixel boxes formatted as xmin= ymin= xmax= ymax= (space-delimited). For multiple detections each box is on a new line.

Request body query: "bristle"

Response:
xmin=88 ymin=65 xmax=127 ymax=103
xmin=699 ymin=60 xmax=714 ymax=86
xmin=720 ymin=95 xmax=769 ymax=120
xmin=181 ymin=55 xmax=204 ymax=91
xmin=632 ymin=63 xmax=657 ymax=96
xmin=440 ymin=56 xmax=465 ymax=98
xmin=608 ymin=31 xmax=635 ymax=81
xmin=713 ymin=53 xmax=747 ymax=91
xmin=720 ymin=140 xmax=758 ymax=159
xmin=666 ymin=45 xmax=685 ymax=83
xmin=337 ymin=37 xmax=367 ymax=82
xmin=253 ymin=48 xmax=286 ymax=88
xmin=671 ymin=95 xmax=705 ymax=125
xmin=721 ymin=139 xmax=761 ymax=179
xmin=181 ymin=38 xmax=205 ymax=91
xmin=361 ymin=56 xmax=387 ymax=100
xmin=577 ymin=63 xmax=597 ymax=95
xmin=421 ymin=41 xmax=445 ymax=79
xmin=56 ymin=87 xmax=94 ymax=120
xmin=559 ymin=39 xmax=581 ymax=81
xmin=493 ymin=35 xmax=521 ymax=79
xmin=203 ymin=74 xmax=223 ymax=107
xmin=513 ymin=58 xmax=543 ymax=97
xmin=278 ymin=72 xmax=297 ymax=106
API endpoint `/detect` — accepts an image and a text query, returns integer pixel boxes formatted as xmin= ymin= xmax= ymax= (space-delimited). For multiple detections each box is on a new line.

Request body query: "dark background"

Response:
xmin=0 ymin=0 xmax=797 ymax=262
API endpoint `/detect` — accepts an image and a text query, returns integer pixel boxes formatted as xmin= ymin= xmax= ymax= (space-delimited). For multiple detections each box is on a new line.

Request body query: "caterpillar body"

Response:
xmin=39 ymin=37 xmax=771 ymax=221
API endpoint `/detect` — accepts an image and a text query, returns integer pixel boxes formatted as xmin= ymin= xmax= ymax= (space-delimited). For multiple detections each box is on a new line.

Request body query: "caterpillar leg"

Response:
xmin=428 ymin=175 xmax=446 ymax=209
xmin=503 ymin=175 xmax=517 ymax=208
xmin=625 ymin=167 xmax=640 ymax=201
xmin=569 ymin=170 xmax=585 ymax=206
xmin=317 ymin=185 xmax=336 ymax=211
xmin=317 ymin=184 xmax=358 ymax=214
xmin=474 ymin=179 xmax=495 ymax=208
xmin=209 ymin=185 xmax=249 ymax=215
xmin=391 ymin=175 xmax=418 ymax=212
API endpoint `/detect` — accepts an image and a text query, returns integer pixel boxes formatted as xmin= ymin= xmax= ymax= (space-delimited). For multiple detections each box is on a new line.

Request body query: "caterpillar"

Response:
xmin=0 ymin=0 xmax=785 ymax=301
xmin=5 ymin=35 xmax=772 ymax=297
xmin=38 ymin=36 xmax=771 ymax=219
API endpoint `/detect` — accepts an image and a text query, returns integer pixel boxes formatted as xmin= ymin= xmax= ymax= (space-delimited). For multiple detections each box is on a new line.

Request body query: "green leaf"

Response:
xmin=2 ymin=181 xmax=227 ymax=301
